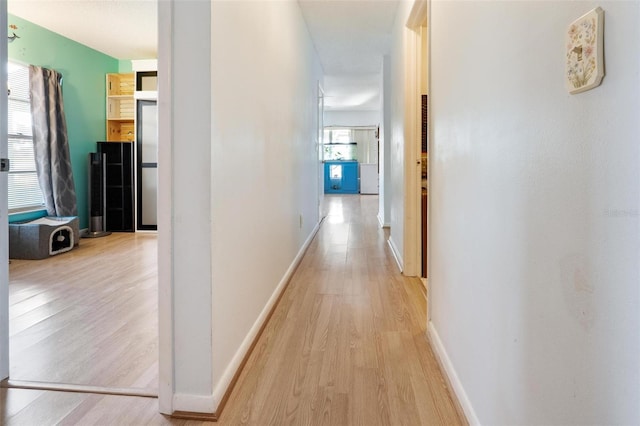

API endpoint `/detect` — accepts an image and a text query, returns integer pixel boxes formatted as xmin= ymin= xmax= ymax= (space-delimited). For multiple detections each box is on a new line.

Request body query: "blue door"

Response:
xmin=324 ymin=162 xmax=359 ymax=194
xmin=341 ymin=162 xmax=358 ymax=193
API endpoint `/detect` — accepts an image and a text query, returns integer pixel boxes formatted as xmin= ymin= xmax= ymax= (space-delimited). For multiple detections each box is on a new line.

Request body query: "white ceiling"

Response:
xmin=323 ymin=73 xmax=381 ymax=111
xmin=7 ymin=0 xmax=398 ymax=112
xmin=299 ymin=0 xmax=399 ymax=111
xmin=299 ymin=0 xmax=398 ymax=75
xmin=8 ymin=0 xmax=158 ymax=60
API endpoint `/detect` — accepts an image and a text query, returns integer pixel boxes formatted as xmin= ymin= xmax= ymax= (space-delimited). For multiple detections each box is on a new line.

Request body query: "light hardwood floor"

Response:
xmin=8 ymin=232 xmax=158 ymax=390
xmin=1 ymin=195 xmax=464 ymax=425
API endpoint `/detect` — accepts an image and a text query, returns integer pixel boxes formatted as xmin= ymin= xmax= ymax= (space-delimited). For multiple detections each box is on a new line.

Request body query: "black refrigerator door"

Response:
xmin=136 ymin=99 xmax=158 ymax=231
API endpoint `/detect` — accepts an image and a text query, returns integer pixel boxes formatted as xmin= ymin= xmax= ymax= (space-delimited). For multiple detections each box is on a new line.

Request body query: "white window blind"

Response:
xmin=8 ymin=62 xmax=44 ymax=212
xmin=323 ymin=128 xmax=352 ymax=144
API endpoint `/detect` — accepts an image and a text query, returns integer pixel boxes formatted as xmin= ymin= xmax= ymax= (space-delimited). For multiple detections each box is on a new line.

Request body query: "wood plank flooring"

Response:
xmin=8 ymin=232 xmax=158 ymax=390
xmin=215 ymin=195 xmax=463 ymax=425
xmin=1 ymin=195 xmax=464 ymax=425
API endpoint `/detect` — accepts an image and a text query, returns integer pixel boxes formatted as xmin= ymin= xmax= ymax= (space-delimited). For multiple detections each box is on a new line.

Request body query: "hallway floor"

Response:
xmin=1 ymin=195 xmax=464 ymax=425
xmin=216 ymin=194 xmax=463 ymax=425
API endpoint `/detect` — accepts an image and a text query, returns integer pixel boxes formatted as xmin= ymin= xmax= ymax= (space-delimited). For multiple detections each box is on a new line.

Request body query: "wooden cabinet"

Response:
xmin=106 ymin=73 xmax=135 ymax=142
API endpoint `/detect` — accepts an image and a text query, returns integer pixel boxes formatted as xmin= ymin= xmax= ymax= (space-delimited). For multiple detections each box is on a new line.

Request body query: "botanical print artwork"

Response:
xmin=566 ymin=7 xmax=604 ymax=94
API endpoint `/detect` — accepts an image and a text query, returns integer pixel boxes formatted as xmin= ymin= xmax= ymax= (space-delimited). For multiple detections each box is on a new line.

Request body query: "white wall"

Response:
xmin=324 ymin=109 xmax=379 ymax=127
xmin=160 ymin=0 xmax=322 ymax=414
xmin=210 ymin=0 xmax=322 ymax=412
xmin=388 ymin=1 xmax=414 ymax=266
xmin=429 ymin=1 xmax=640 ymax=424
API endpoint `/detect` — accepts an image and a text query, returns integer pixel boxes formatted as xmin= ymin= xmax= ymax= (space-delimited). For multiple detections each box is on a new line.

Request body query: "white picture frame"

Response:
xmin=566 ymin=7 xmax=604 ymax=94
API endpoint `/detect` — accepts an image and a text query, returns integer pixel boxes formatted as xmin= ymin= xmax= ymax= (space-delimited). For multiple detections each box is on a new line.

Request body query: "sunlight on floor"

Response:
xmin=326 ymin=195 xmax=345 ymax=224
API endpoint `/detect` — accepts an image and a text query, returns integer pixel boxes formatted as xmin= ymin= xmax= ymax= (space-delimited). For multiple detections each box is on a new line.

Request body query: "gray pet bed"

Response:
xmin=9 ymin=216 xmax=80 ymax=260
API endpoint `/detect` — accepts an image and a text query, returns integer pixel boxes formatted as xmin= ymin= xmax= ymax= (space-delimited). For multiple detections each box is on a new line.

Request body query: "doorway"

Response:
xmin=0 ymin=5 xmax=9 ymax=382
xmin=317 ymin=82 xmax=325 ymax=220
xmin=1 ymin=3 xmax=160 ymax=397
xmin=420 ymin=26 xmax=428 ymax=280
xmin=401 ymin=1 xmax=428 ymax=283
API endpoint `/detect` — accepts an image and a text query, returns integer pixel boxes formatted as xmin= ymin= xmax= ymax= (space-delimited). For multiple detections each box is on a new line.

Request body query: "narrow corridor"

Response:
xmin=0 ymin=195 xmax=464 ymax=425
xmin=217 ymin=194 xmax=464 ymax=425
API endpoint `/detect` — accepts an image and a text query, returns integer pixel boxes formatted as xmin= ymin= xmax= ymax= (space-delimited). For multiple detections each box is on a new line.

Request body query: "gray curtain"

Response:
xmin=29 ymin=65 xmax=77 ymax=217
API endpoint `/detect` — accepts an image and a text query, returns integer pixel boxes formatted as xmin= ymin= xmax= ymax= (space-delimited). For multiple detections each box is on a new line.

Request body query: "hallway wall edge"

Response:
xmin=211 ymin=221 xmax=322 ymax=415
xmin=428 ymin=321 xmax=480 ymax=426
xmin=387 ymin=237 xmax=403 ymax=272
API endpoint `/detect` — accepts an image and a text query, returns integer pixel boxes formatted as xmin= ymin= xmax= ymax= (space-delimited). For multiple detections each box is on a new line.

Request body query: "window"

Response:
xmin=8 ymin=62 xmax=44 ymax=212
xmin=322 ymin=127 xmax=357 ymax=161
xmin=329 ymin=164 xmax=342 ymax=179
xmin=323 ymin=128 xmax=352 ymax=144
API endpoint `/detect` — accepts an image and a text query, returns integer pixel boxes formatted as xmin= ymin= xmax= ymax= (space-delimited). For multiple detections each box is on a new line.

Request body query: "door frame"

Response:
xmin=317 ymin=82 xmax=325 ymax=220
xmin=402 ymin=0 xmax=428 ymax=278
xmin=0 ymin=0 xmax=9 ymax=381
xmin=0 ymin=0 xmax=171 ymax=403
xmin=157 ymin=0 xmax=173 ymax=413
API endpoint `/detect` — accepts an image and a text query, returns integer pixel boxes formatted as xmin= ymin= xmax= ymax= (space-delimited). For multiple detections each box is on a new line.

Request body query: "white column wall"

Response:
xmin=158 ymin=0 xmax=214 ymax=413
xmin=159 ymin=0 xmax=322 ymax=414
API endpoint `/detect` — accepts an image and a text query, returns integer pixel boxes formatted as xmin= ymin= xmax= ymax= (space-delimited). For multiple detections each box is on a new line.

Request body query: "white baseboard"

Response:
xmin=173 ymin=392 xmax=216 ymax=413
xmin=387 ymin=237 xmax=403 ymax=272
xmin=211 ymin=221 xmax=322 ymax=411
xmin=377 ymin=213 xmax=390 ymax=228
xmin=427 ymin=321 xmax=480 ymax=426
xmin=5 ymin=380 xmax=157 ymax=398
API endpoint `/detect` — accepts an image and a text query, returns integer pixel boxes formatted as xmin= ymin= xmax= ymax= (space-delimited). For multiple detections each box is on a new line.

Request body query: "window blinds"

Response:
xmin=7 ymin=62 xmax=44 ymax=212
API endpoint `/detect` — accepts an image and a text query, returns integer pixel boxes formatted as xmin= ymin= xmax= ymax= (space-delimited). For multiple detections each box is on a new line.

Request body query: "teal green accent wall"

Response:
xmin=8 ymin=14 xmax=119 ymax=229
xmin=8 ymin=209 xmax=47 ymax=224
xmin=119 ymin=59 xmax=133 ymax=73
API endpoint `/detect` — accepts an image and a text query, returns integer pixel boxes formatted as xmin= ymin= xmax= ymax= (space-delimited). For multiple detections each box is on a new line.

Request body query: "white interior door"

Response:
xmin=0 ymin=0 xmax=10 ymax=380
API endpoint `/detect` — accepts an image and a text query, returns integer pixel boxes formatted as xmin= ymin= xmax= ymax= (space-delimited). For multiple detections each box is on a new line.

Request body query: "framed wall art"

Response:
xmin=566 ymin=7 xmax=604 ymax=94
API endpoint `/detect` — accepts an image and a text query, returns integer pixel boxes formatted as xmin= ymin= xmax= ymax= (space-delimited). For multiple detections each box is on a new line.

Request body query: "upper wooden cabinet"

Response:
xmin=106 ymin=73 xmax=135 ymax=142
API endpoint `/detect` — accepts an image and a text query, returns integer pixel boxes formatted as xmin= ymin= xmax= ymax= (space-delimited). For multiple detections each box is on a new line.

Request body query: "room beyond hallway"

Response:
xmin=7 ymin=233 xmax=158 ymax=391
xmin=216 ymin=194 xmax=463 ymax=425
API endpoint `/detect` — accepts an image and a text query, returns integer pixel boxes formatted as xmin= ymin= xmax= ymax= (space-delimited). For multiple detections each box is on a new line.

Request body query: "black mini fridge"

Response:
xmin=97 ymin=141 xmax=134 ymax=232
